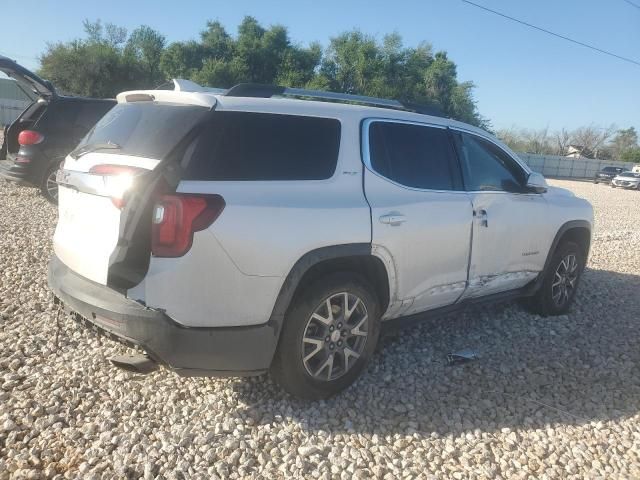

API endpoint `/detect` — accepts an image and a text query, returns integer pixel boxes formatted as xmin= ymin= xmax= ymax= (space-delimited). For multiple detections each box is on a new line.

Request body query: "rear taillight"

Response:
xmin=152 ymin=194 xmax=225 ymax=257
xmin=89 ymin=164 xmax=148 ymax=209
xmin=18 ymin=130 xmax=44 ymax=146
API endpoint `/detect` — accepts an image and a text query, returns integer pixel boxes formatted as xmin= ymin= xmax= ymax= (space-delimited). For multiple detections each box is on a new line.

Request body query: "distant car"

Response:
xmin=0 ymin=56 xmax=115 ymax=203
xmin=611 ymin=171 xmax=640 ymax=190
xmin=593 ymin=166 xmax=624 ymax=184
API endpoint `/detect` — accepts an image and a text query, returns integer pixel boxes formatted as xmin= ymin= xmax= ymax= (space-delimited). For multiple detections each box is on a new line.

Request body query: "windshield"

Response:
xmin=619 ymin=172 xmax=640 ymax=178
xmin=76 ymin=101 xmax=209 ymax=160
xmin=602 ymin=167 xmax=622 ymax=173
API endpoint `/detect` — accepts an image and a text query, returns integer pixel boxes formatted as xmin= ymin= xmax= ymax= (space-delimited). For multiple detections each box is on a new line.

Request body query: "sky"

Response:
xmin=0 ymin=0 xmax=638 ymax=133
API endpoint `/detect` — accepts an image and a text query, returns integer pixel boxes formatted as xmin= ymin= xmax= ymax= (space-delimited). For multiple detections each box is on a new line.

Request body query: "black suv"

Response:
xmin=593 ymin=166 xmax=624 ymax=184
xmin=0 ymin=56 xmax=115 ymax=203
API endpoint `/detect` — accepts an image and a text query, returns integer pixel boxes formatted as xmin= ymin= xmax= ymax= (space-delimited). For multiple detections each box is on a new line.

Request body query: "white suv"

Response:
xmin=49 ymin=80 xmax=593 ymax=399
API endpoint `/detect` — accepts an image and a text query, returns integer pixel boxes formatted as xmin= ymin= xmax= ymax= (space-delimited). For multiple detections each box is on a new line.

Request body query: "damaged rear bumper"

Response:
xmin=48 ymin=254 xmax=279 ymax=376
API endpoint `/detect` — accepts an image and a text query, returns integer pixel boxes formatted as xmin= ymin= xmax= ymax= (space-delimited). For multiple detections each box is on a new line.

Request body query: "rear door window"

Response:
xmin=367 ymin=121 xmax=462 ymax=190
xmin=182 ymin=112 xmax=341 ymax=181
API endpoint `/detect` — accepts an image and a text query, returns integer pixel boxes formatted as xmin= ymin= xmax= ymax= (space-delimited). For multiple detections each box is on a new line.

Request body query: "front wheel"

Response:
xmin=40 ymin=161 xmax=62 ymax=204
xmin=270 ymin=272 xmax=381 ymax=400
xmin=523 ymin=241 xmax=585 ymax=316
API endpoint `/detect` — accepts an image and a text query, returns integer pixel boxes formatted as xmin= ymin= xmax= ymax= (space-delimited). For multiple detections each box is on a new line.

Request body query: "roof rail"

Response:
xmin=224 ymin=83 xmax=446 ymax=117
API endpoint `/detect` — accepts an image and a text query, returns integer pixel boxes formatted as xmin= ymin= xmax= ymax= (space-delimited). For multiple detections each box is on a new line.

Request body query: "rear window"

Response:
xmin=182 ymin=111 xmax=341 ymax=181
xmin=76 ymin=102 xmax=209 ymax=159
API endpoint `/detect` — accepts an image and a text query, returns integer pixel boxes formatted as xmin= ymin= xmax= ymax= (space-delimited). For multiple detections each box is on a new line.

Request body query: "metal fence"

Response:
xmin=517 ymin=153 xmax=634 ymax=179
xmin=0 ymin=99 xmax=30 ymax=126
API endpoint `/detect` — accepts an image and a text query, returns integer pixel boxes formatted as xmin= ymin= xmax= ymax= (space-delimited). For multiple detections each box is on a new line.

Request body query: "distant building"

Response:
xmin=0 ymin=77 xmax=34 ymax=126
xmin=565 ymin=144 xmax=594 ymax=159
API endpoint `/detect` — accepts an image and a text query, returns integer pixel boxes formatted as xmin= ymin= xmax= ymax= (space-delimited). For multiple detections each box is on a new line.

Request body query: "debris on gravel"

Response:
xmin=0 ymin=178 xmax=639 ymax=479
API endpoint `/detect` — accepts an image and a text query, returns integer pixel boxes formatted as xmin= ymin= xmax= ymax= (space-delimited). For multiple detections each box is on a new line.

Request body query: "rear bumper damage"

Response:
xmin=48 ymin=254 xmax=279 ymax=376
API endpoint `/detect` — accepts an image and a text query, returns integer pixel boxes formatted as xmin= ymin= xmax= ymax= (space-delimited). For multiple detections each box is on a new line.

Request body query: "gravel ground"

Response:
xmin=0 ymin=177 xmax=639 ymax=479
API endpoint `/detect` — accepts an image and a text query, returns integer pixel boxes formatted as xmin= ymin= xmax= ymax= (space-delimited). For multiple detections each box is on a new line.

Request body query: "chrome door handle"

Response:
xmin=379 ymin=214 xmax=406 ymax=226
xmin=474 ymin=209 xmax=488 ymax=227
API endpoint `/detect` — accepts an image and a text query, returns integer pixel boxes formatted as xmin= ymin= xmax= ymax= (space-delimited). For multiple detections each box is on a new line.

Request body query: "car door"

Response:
xmin=363 ymin=119 xmax=473 ymax=318
xmin=451 ymin=129 xmax=552 ymax=299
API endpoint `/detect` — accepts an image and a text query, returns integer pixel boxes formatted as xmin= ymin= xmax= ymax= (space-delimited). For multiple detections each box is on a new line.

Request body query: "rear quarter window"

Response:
xmin=182 ymin=111 xmax=341 ymax=181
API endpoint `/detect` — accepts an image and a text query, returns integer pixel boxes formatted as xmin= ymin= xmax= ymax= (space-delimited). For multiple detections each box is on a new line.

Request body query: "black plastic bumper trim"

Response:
xmin=48 ymin=254 xmax=275 ymax=376
xmin=0 ymin=158 xmax=33 ymax=185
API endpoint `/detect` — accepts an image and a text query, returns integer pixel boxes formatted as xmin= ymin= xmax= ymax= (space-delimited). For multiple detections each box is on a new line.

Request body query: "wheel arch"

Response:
xmin=533 ymin=220 xmax=591 ymax=292
xmin=270 ymin=244 xmax=391 ymax=323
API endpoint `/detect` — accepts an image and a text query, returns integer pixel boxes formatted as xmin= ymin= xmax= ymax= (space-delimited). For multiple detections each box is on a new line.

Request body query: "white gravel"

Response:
xmin=0 ymin=177 xmax=639 ymax=479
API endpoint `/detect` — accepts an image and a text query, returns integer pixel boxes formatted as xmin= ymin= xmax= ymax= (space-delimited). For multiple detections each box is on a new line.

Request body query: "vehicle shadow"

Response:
xmin=232 ymin=267 xmax=640 ymax=435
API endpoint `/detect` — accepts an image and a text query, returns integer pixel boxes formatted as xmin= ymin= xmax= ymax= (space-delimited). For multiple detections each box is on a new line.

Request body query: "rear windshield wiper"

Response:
xmin=70 ymin=141 xmax=122 ymax=159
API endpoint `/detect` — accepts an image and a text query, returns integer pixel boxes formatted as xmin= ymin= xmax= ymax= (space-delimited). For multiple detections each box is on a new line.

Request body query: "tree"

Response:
xmin=160 ymin=41 xmax=207 ymax=79
xmin=37 ymin=16 xmax=487 ymax=127
xmin=553 ymin=128 xmax=571 ymax=156
xmin=497 ymin=124 xmax=640 ymax=160
xmin=39 ymin=20 xmax=135 ymax=97
xmin=497 ymin=127 xmax=554 ymax=154
xmin=125 ymin=26 xmax=166 ymax=87
xmin=570 ymin=124 xmax=616 ymax=159
xmin=610 ymin=127 xmax=638 ymax=160
xmin=318 ymin=31 xmax=485 ymax=126
xmin=620 ymin=147 xmax=640 ymax=163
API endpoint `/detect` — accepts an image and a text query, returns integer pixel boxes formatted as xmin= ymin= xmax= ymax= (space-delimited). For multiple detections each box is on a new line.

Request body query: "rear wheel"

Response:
xmin=40 ymin=161 xmax=62 ymax=204
xmin=523 ymin=241 xmax=585 ymax=316
xmin=271 ymin=272 xmax=381 ymax=399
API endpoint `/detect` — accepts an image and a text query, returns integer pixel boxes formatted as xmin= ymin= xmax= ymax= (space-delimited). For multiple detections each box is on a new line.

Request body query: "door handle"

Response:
xmin=379 ymin=214 xmax=406 ymax=226
xmin=474 ymin=209 xmax=488 ymax=227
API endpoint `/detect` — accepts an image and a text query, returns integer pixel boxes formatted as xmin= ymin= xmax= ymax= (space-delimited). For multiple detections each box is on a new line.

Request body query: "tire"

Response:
xmin=523 ymin=241 xmax=585 ymax=316
xmin=270 ymin=272 xmax=381 ymax=400
xmin=593 ymin=180 xmax=598 ymax=184
xmin=40 ymin=161 xmax=62 ymax=204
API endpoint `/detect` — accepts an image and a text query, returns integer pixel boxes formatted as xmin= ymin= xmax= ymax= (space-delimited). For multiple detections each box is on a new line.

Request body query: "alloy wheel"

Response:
xmin=551 ymin=253 xmax=579 ymax=307
xmin=46 ymin=169 xmax=59 ymax=201
xmin=301 ymin=292 xmax=369 ymax=381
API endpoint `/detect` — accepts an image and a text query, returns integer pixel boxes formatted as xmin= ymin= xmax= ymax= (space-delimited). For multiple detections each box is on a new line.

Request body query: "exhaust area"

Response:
xmin=110 ymin=354 xmax=159 ymax=375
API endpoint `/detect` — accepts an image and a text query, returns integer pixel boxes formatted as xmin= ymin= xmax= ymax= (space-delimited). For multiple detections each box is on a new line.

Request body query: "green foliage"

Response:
xmin=37 ymin=17 xmax=485 ymax=126
xmin=124 ymin=26 xmax=166 ymax=86
xmin=610 ymin=127 xmax=639 ymax=161
xmin=620 ymin=147 xmax=640 ymax=163
xmin=39 ymin=21 xmax=135 ymax=97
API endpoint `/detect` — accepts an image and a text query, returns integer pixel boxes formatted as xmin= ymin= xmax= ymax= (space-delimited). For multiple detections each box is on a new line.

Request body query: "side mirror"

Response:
xmin=526 ymin=172 xmax=548 ymax=193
